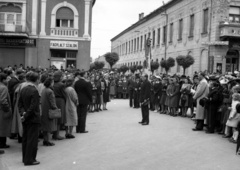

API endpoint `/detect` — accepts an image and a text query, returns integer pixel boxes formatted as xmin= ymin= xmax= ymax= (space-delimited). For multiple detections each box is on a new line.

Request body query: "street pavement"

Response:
xmin=0 ymin=99 xmax=240 ymax=170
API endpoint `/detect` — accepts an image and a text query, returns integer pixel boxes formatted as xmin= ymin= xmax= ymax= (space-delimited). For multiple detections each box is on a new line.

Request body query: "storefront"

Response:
xmin=50 ymin=40 xmax=78 ymax=69
xmin=0 ymin=37 xmax=36 ymax=67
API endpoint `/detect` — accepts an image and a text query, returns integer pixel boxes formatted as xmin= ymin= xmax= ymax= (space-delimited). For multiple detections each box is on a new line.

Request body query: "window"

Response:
xmin=148 ymin=32 xmax=151 ymax=38
xmin=0 ymin=13 xmax=4 ymax=24
xmin=178 ymin=19 xmax=183 ymax=40
xmin=134 ymin=38 xmax=136 ymax=51
xmin=128 ymin=42 xmax=130 ymax=53
xmin=56 ymin=7 xmax=74 ymax=28
xmin=152 ymin=30 xmax=155 ymax=47
xmin=229 ymin=7 xmax=240 ymax=23
xmin=131 ymin=40 xmax=133 ymax=53
xmin=144 ymin=34 xmax=147 ymax=49
xmin=157 ymin=28 xmax=160 ymax=45
xmin=137 ymin=37 xmax=139 ymax=51
xmin=126 ymin=42 xmax=128 ymax=54
xmin=169 ymin=23 xmax=173 ymax=42
xmin=140 ymin=36 xmax=143 ymax=50
xmin=163 ymin=26 xmax=167 ymax=44
xmin=189 ymin=14 xmax=194 ymax=37
xmin=203 ymin=9 xmax=209 ymax=33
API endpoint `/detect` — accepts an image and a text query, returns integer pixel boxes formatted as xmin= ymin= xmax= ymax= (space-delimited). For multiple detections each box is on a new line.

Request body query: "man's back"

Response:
xmin=74 ymin=79 xmax=92 ymax=105
xmin=19 ymin=85 xmax=40 ymax=124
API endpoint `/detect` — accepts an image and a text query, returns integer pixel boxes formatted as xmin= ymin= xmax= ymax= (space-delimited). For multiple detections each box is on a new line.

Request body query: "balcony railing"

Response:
xmin=0 ymin=24 xmax=24 ymax=32
xmin=51 ymin=28 xmax=78 ymax=37
xmin=219 ymin=21 xmax=240 ymax=38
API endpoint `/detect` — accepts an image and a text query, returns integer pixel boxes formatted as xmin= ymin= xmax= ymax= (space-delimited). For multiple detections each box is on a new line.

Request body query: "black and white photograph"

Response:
xmin=0 ymin=0 xmax=240 ymax=169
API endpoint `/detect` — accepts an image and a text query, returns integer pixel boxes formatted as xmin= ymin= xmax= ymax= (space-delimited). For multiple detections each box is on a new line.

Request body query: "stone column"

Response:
xmin=22 ymin=1 xmax=26 ymax=32
xmin=40 ymin=0 xmax=47 ymax=36
xmin=31 ymin=0 xmax=38 ymax=35
xmin=83 ymin=0 xmax=91 ymax=38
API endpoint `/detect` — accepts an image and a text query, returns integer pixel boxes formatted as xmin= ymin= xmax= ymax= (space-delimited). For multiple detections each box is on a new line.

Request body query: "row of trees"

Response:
xmin=116 ymin=55 xmax=194 ymax=75
xmin=91 ymin=52 xmax=194 ymax=75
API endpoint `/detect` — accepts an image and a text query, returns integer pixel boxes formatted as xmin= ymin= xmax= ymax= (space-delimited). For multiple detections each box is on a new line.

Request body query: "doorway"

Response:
xmin=225 ymin=50 xmax=239 ymax=73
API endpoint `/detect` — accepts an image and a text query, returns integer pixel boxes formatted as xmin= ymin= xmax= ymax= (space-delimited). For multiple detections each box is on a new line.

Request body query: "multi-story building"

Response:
xmin=0 ymin=0 xmax=96 ymax=70
xmin=111 ymin=0 xmax=240 ymax=76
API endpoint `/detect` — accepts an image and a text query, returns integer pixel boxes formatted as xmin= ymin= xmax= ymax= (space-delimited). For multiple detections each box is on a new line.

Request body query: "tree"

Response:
xmin=176 ymin=55 xmax=195 ymax=75
xmin=89 ymin=63 xmax=96 ymax=71
xmin=130 ymin=65 xmax=137 ymax=73
xmin=151 ymin=61 xmax=160 ymax=74
xmin=104 ymin=52 xmax=119 ymax=69
xmin=160 ymin=57 xmax=175 ymax=74
xmin=94 ymin=61 xmax=105 ymax=70
xmin=119 ymin=65 xmax=129 ymax=74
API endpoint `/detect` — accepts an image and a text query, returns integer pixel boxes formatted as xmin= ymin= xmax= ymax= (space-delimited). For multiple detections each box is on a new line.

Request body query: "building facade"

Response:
xmin=111 ymin=0 xmax=240 ymax=76
xmin=0 ymin=0 xmax=96 ymax=70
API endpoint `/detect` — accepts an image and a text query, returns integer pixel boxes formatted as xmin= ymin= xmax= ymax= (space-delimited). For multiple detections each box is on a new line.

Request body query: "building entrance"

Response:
xmin=50 ymin=50 xmax=77 ymax=69
xmin=225 ymin=50 xmax=239 ymax=73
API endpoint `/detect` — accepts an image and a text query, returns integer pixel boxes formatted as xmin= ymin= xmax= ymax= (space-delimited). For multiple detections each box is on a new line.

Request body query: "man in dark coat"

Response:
xmin=133 ymin=77 xmax=141 ymax=108
xmin=74 ymin=71 xmax=92 ymax=133
xmin=18 ymin=72 xmax=40 ymax=166
xmin=127 ymin=75 xmax=135 ymax=107
xmin=139 ymin=74 xmax=151 ymax=125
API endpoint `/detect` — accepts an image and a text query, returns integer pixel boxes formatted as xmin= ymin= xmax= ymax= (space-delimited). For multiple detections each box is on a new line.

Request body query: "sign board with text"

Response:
xmin=0 ymin=38 xmax=36 ymax=47
xmin=50 ymin=41 xmax=78 ymax=50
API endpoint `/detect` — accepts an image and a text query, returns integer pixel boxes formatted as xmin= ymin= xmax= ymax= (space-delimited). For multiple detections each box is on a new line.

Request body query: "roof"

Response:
xmin=110 ymin=0 xmax=181 ymax=41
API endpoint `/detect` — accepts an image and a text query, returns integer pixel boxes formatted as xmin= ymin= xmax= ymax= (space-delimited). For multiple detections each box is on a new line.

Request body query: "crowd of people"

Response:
xmin=0 ymin=66 xmax=111 ymax=166
xmin=126 ymin=71 xmax=240 ymax=155
xmin=1 ymin=65 xmax=240 ymax=166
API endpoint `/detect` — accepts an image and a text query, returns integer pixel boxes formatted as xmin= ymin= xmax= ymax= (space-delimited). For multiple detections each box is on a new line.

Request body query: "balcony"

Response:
xmin=0 ymin=24 xmax=28 ymax=37
xmin=51 ymin=28 xmax=78 ymax=37
xmin=219 ymin=21 xmax=240 ymax=39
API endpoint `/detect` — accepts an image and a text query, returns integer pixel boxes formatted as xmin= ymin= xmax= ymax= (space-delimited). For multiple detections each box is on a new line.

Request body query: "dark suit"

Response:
xmin=127 ymin=79 xmax=135 ymax=107
xmin=140 ymin=79 xmax=151 ymax=124
xmin=18 ymin=85 xmax=40 ymax=165
xmin=74 ymin=78 xmax=92 ymax=132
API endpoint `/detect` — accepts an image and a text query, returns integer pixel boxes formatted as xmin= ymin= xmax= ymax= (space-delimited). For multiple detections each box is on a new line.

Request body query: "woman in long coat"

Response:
xmin=160 ymin=78 xmax=168 ymax=114
xmin=0 ymin=73 xmax=12 ymax=148
xmin=102 ymin=74 xmax=110 ymax=110
xmin=193 ymin=74 xmax=209 ymax=130
xmin=65 ymin=79 xmax=78 ymax=139
xmin=41 ymin=77 xmax=58 ymax=146
xmin=169 ymin=77 xmax=181 ymax=117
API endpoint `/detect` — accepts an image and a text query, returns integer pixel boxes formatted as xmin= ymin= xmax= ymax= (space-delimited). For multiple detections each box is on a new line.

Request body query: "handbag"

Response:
xmin=48 ymin=109 xmax=61 ymax=119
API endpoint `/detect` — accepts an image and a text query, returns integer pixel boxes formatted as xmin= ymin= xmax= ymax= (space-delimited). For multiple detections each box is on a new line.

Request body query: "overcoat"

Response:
xmin=169 ymin=83 xmax=180 ymax=108
xmin=41 ymin=87 xmax=58 ymax=132
xmin=193 ymin=78 xmax=209 ymax=120
xmin=0 ymin=82 xmax=12 ymax=137
xmin=65 ymin=86 xmax=78 ymax=126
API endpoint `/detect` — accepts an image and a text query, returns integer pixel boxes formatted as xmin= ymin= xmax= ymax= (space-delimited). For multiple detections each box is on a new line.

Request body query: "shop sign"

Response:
xmin=0 ymin=38 xmax=36 ymax=47
xmin=50 ymin=41 xmax=78 ymax=50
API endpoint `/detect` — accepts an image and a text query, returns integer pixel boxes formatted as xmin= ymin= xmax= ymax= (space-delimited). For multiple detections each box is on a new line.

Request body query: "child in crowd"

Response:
xmin=225 ymin=93 xmax=240 ymax=143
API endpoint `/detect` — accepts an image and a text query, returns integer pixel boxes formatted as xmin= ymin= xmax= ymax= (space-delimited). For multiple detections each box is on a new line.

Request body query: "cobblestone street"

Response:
xmin=0 ymin=99 xmax=239 ymax=170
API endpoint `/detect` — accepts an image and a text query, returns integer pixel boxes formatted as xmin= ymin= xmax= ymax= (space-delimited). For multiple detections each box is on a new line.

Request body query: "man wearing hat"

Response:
xmin=74 ymin=71 xmax=92 ymax=133
xmin=192 ymin=72 xmax=209 ymax=131
xmin=139 ymin=74 xmax=151 ymax=125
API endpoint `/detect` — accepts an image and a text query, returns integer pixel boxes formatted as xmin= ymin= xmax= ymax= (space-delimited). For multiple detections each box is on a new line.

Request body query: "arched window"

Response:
xmin=56 ymin=7 xmax=74 ymax=28
xmin=51 ymin=1 xmax=79 ymax=29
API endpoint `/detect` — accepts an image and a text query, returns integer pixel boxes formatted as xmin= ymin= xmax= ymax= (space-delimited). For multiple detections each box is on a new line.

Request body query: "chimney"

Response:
xmin=139 ymin=13 xmax=144 ymax=20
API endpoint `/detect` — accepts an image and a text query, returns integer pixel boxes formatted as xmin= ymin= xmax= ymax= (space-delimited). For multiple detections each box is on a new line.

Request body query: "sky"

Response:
xmin=91 ymin=0 xmax=171 ymax=60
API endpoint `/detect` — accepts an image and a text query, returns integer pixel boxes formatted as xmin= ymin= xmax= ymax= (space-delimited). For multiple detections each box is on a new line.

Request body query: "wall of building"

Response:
xmin=111 ymin=0 xmax=236 ymax=76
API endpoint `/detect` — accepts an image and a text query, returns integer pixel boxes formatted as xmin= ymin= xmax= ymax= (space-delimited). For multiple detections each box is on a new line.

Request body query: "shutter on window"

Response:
xmin=56 ymin=7 xmax=74 ymax=20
